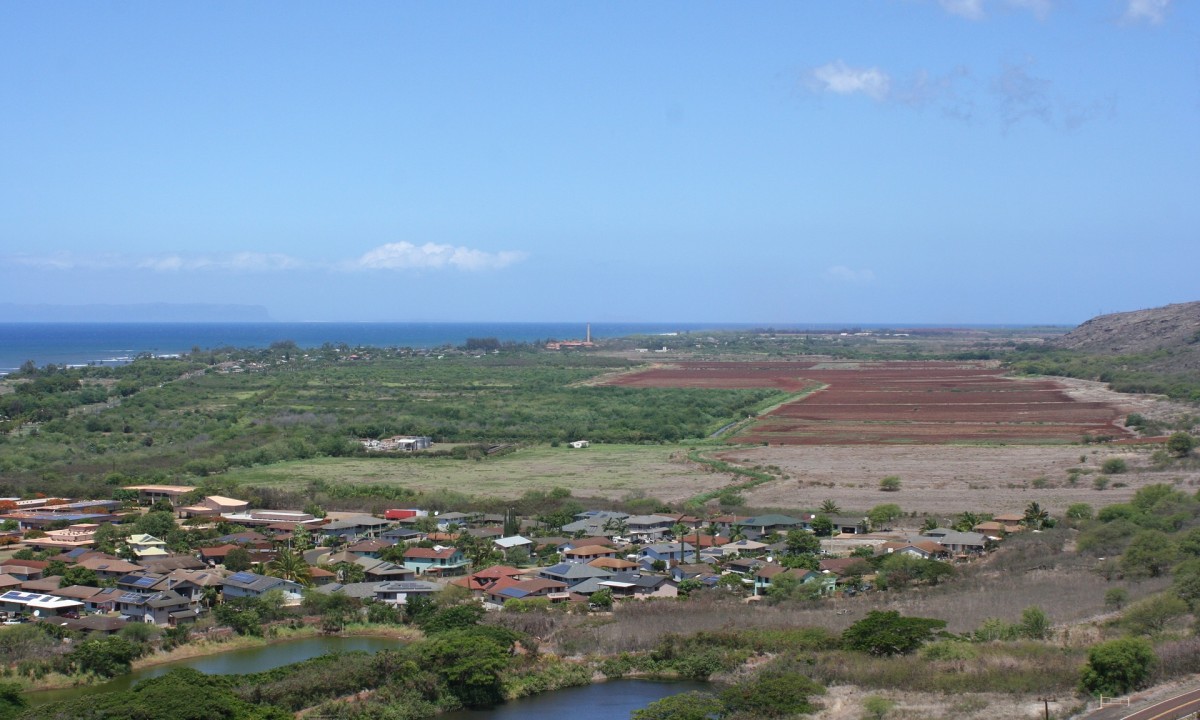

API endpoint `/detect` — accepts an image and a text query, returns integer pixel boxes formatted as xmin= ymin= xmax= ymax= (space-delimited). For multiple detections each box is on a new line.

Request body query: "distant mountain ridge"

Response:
xmin=1054 ymin=301 xmax=1200 ymax=371
xmin=0 ymin=302 xmax=273 ymax=322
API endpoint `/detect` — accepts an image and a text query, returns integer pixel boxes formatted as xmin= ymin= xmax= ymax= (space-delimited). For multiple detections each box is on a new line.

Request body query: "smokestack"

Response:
xmin=586 ymin=323 xmax=591 ymax=343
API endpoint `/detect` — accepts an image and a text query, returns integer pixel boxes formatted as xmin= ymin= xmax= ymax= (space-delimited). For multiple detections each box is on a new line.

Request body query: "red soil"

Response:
xmin=604 ymin=361 xmax=1130 ymax=445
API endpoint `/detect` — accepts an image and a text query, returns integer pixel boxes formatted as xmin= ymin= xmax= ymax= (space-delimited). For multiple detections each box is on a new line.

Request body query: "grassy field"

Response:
xmin=220 ymin=443 xmax=733 ymax=503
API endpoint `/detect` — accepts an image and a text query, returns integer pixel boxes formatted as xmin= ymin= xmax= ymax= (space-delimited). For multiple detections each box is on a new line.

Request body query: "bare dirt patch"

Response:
xmin=720 ymin=444 xmax=1200 ymax=516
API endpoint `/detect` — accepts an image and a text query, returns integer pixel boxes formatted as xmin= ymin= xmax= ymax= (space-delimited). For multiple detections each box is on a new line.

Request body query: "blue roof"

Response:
xmin=228 ymin=571 xmax=260 ymax=584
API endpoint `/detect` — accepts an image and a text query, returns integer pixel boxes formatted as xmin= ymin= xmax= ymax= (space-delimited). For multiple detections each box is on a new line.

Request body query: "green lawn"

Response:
xmin=220 ymin=443 xmax=731 ymax=502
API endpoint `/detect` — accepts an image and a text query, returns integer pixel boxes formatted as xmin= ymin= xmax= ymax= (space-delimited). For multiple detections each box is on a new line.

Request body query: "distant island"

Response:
xmin=0 ymin=302 xmax=274 ymax=322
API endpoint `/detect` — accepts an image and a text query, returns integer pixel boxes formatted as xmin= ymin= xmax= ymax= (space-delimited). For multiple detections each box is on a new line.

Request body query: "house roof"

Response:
xmin=540 ymin=562 xmax=613 ymax=580
xmin=741 ymin=514 xmax=802 ymax=527
xmin=222 ymin=571 xmax=299 ymax=592
xmin=587 ymin=557 xmax=639 ymax=570
xmin=493 ymin=535 xmax=533 ymax=549
xmin=564 ymin=545 xmax=617 ymax=556
xmin=404 ymin=547 xmax=461 ymax=560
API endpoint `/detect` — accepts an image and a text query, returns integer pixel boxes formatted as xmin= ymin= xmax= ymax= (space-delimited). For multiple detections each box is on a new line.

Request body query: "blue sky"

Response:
xmin=1 ymin=1 xmax=1196 ymax=324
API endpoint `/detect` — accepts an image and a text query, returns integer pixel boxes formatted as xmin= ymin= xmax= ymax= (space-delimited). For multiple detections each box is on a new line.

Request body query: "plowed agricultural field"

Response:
xmin=605 ymin=361 xmax=1129 ymax=445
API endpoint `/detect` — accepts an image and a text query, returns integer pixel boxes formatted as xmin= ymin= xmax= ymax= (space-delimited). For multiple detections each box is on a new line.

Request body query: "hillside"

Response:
xmin=1054 ymin=301 xmax=1200 ymax=372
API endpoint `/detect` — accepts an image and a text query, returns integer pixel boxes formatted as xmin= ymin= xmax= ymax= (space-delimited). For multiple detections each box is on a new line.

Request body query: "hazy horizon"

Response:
xmin=2 ymin=3 xmax=1196 ymax=324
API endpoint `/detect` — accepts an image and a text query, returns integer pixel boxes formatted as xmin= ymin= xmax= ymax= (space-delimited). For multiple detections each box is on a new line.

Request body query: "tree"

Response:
xmin=1167 ymin=431 xmax=1196 ymax=458
xmin=879 ymin=476 xmax=901 ymax=492
xmin=134 ymin=511 xmax=176 ymax=539
xmin=953 ymin=512 xmax=980 ymax=532
xmin=419 ymin=628 xmax=512 ymax=706
xmin=819 ymin=499 xmax=841 ymax=515
xmin=842 ymin=611 xmax=946 ymax=656
xmin=1018 ymin=606 xmax=1051 ymax=640
xmin=677 ymin=579 xmax=704 ymax=598
xmin=590 ymin=587 xmax=614 ymax=610
xmin=61 ymin=565 xmax=98 ymax=587
xmin=1022 ymin=502 xmax=1050 ymax=530
xmin=1080 ymin=636 xmax=1155 ymax=696
xmin=1122 ymin=593 xmax=1189 ymax=636
xmin=811 ymin=515 xmax=834 ymax=537
xmin=868 ymin=504 xmax=902 ymax=530
xmin=1120 ymin=530 xmax=1177 ymax=579
xmin=266 ymin=548 xmax=312 ymax=586
xmin=1173 ymin=558 xmax=1200 ymax=610
xmin=1104 ymin=587 xmax=1129 ymax=610
xmin=223 ymin=547 xmax=252 ymax=572
xmin=785 ymin=529 xmax=820 ymax=556
xmin=0 ymin=682 xmax=26 ymax=720
xmin=71 ymin=636 xmax=140 ymax=677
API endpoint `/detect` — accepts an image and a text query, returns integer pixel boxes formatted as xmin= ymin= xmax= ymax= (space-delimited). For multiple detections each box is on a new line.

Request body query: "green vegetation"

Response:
xmin=1079 ymin=637 xmax=1156 ymax=696
xmin=0 ymin=352 xmax=776 ymax=500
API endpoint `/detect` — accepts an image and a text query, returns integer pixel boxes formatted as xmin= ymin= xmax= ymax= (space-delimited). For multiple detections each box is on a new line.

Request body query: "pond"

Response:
xmin=29 ymin=635 xmax=400 ymax=705
xmin=30 ymin=636 xmax=706 ymax=718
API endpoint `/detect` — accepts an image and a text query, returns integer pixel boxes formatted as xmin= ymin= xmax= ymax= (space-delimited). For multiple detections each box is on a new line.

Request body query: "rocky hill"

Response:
xmin=1055 ymin=301 xmax=1200 ymax=371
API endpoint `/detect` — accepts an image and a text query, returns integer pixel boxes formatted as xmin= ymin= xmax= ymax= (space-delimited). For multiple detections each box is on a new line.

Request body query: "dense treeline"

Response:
xmin=0 ymin=352 xmax=773 ymax=499
xmin=1008 ymin=347 xmax=1200 ymax=402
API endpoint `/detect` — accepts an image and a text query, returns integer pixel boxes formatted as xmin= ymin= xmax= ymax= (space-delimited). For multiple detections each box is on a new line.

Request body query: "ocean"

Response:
xmin=0 ymin=321 xmax=755 ymax=373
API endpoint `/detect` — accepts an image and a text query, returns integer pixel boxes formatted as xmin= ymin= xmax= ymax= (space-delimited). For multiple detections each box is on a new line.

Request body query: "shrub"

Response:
xmin=842 ymin=611 xmax=946 ymax=656
xmin=1101 ymin=458 xmax=1128 ymax=475
xmin=1080 ymin=637 xmax=1155 ymax=696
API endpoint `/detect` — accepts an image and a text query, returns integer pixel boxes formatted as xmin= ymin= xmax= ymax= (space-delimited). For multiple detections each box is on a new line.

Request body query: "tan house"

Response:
xmin=126 ymin=485 xmax=196 ymax=506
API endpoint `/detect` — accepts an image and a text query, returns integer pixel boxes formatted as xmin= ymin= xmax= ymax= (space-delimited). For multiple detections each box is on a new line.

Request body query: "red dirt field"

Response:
xmin=604 ymin=361 xmax=1130 ymax=445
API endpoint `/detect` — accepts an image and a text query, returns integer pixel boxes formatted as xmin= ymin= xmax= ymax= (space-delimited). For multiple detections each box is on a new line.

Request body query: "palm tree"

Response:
xmin=820 ymin=500 xmax=841 ymax=515
xmin=954 ymin=511 xmax=980 ymax=532
xmin=267 ymin=549 xmax=313 ymax=587
xmin=1023 ymin=502 xmax=1049 ymax=530
xmin=729 ymin=524 xmax=747 ymax=542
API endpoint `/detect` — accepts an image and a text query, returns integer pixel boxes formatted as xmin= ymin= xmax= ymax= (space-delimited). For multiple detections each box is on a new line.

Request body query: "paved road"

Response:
xmin=1111 ymin=687 xmax=1200 ymax=720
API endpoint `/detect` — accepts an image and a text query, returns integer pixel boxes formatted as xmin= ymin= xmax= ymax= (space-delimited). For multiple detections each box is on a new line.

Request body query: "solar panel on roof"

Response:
xmin=119 ymin=592 xmax=144 ymax=603
xmin=133 ymin=576 xmax=157 ymax=588
xmin=229 ymin=572 xmax=259 ymax=583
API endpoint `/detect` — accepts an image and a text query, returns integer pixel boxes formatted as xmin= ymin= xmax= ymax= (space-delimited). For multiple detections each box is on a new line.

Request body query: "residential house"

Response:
xmin=638 ymin=542 xmax=695 ymax=566
xmin=910 ymin=529 xmax=989 ymax=556
xmin=402 ymin=547 xmax=468 ymax=576
xmin=345 ymin=539 xmax=395 ymax=558
xmin=598 ymin=571 xmax=678 ymax=600
xmin=587 ymin=557 xmax=639 ymax=571
xmin=828 ymin=516 xmax=870 ymax=535
xmin=622 ymin=515 xmax=676 ymax=542
xmin=221 ymin=571 xmax=303 ymax=600
xmin=319 ymin=515 xmax=393 ymax=542
xmin=126 ymin=534 xmax=169 ymax=558
xmin=537 ymin=562 xmax=613 ymax=589
xmin=74 ymin=556 xmax=144 ymax=581
xmin=561 ymin=545 xmax=619 ymax=564
xmin=493 ymin=536 xmax=533 ymax=554
xmin=0 ymin=590 xmax=83 ymax=618
xmin=372 ymin=580 xmax=442 ymax=604
xmin=484 ymin=578 xmax=570 ymax=606
xmin=738 ymin=514 xmax=805 ymax=540
xmin=450 ymin=565 xmax=528 ymax=595
xmin=117 ymin=589 xmax=194 ymax=626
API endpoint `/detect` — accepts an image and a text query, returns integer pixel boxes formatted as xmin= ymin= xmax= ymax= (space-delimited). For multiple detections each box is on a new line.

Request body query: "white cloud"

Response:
xmin=933 ymin=0 xmax=1053 ymax=19
xmin=940 ymin=0 xmax=986 ymax=20
xmin=826 ymin=266 xmax=876 ymax=283
xmin=807 ymin=61 xmax=891 ymax=101
xmin=1125 ymin=0 xmax=1170 ymax=23
xmin=3 ymin=245 xmax=525 ymax=274
xmin=345 ymin=242 xmax=525 ymax=272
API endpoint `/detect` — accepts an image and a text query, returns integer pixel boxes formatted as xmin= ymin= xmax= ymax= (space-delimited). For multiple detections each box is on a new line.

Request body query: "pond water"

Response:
xmin=29 ymin=635 xmax=400 ymax=705
xmin=30 ymin=635 xmax=705 ymax=718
